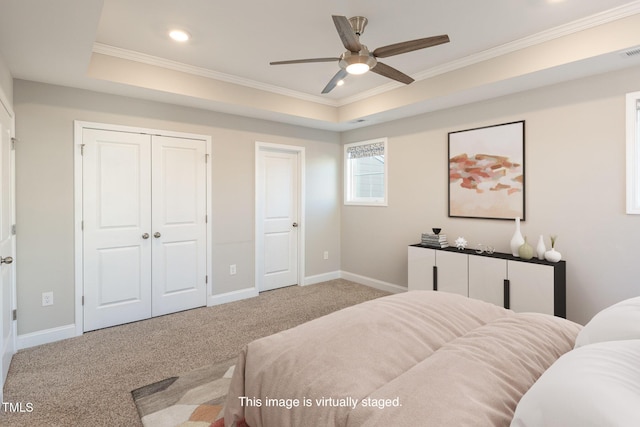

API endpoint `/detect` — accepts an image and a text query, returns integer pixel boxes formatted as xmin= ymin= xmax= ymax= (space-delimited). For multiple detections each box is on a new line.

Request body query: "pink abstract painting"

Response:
xmin=448 ymin=121 xmax=524 ymax=220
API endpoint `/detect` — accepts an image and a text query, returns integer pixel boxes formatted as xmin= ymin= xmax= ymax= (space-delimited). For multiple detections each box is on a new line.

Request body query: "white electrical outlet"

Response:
xmin=42 ymin=291 xmax=54 ymax=307
xmin=323 ymin=251 xmax=329 ymax=260
xmin=230 ymin=264 xmax=237 ymax=275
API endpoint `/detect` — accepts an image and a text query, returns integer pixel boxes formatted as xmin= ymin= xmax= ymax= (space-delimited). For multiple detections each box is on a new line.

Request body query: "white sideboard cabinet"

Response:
xmin=408 ymin=246 xmax=468 ymax=296
xmin=408 ymin=245 xmax=566 ymax=317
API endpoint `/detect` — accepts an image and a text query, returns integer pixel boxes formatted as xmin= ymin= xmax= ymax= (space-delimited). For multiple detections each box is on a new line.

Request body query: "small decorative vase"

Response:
xmin=536 ymin=235 xmax=546 ymax=260
xmin=510 ymin=217 xmax=525 ymax=257
xmin=544 ymin=235 xmax=562 ymax=262
xmin=544 ymin=248 xmax=562 ymax=262
xmin=518 ymin=237 xmax=534 ymax=260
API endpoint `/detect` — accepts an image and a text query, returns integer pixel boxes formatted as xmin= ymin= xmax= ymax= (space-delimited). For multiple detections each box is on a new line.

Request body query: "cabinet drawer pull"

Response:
xmin=433 ymin=266 xmax=438 ymax=291
xmin=503 ymin=279 xmax=510 ymax=309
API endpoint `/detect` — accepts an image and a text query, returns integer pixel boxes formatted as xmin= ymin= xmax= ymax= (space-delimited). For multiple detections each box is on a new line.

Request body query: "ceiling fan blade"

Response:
xmin=270 ymin=57 xmax=339 ymax=65
xmin=332 ymin=15 xmax=362 ymax=52
xmin=370 ymin=62 xmax=414 ymax=85
xmin=322 ymin=69 xmax=348 ymax=94
xmin=373 ymin=35 xmax=450 ymax=58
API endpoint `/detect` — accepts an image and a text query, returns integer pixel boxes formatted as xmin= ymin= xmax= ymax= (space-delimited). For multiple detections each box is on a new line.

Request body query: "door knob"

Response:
xmin=1 ymin=256 xmax=13 ymax=265
xmin=292 ymin=222 xmax=298 ymax=228
xmin=154 ymin=232 xmax=161 ymax=238
xmin=142 ymin=233 xmax=150 ymax=239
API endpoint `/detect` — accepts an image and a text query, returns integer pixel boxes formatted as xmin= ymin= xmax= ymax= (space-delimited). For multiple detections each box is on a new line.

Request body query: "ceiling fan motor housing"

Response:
xmin=348 ymin=16 xmax=368 ymax=36
xmin=339 ymin=47 xmax=377 ymax=74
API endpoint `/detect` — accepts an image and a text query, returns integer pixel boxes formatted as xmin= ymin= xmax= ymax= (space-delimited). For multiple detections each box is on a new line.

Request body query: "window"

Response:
xmin=344 ymin=138 xmax=388 ymax=206
xmin=626 ymin=91 xmax=640 ymax=214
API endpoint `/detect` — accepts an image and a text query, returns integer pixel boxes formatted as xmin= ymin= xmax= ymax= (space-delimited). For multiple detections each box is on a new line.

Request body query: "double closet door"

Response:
xmin=82 ymin=128 xmax=207 ymax=332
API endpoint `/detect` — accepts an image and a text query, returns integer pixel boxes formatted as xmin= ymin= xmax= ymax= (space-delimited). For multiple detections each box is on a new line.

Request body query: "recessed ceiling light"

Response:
xmin=337 ymin=80 xmax=345 ymax=87
xmin=169 ymin=29 xmax=190 ymax=42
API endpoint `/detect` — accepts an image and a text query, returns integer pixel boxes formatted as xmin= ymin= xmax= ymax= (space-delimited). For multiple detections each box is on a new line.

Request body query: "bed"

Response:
xmin=221 ymin=290 xmax=640 ymax=426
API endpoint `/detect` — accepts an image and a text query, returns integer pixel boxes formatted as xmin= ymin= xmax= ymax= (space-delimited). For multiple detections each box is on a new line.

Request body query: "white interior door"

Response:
xmin=257 ymin=148 xmax=299 ymax=291
xmin=0 ymin=102 xmax=16 ymax=398
xmin=83 ymin=129 xmax=152 ymax=332
xmin=151 ymin=136 xmax=207 ymax=316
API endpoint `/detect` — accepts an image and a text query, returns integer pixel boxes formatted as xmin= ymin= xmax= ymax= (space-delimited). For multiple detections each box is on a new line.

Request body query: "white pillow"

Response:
xmin=511 ymin=340 xmax=640 ymax=427
xmin=574 ymin=296 xmax=640 ymax=348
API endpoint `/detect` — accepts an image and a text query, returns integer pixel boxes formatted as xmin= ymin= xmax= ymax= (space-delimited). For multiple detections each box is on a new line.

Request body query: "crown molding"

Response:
xmin=91 ymin=43 xmax=340 ymax=107
xmin=93 ymin=2 xmax=640 ymax=109
xmin=337 ymin=1 xmax=640 ymax=106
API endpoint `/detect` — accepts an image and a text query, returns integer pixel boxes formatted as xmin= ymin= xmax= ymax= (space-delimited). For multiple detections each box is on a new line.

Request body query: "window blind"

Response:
xmin=346 ymin=142 xmax=384 ymax=159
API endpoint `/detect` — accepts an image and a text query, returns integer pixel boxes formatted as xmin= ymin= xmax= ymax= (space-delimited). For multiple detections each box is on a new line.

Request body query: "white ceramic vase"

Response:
xmin=510 ymin=217 xmax=525 ymax=257
xmin=544 ymin=248 xmax=562 ymax=262
xmin=536 ymin=235 xmax=546 ymax=260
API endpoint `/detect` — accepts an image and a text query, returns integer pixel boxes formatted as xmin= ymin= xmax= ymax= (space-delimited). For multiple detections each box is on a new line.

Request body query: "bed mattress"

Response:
xmin=223 ymin=290 xmax=581 ymax=427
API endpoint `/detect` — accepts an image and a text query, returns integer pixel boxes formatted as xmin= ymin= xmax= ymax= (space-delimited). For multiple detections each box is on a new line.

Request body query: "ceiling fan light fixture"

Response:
xmin=346 ymin=62 xmax=370 ymax=75
xmin=269 ymin=15 xmax=450 ymax=94
xmin=340 ymin=50 xmax=377 ymax=75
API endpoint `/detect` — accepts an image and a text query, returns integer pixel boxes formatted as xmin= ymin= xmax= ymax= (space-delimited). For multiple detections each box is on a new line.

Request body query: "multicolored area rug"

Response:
xmin=132 ymin=357 xmax=236 ymax=427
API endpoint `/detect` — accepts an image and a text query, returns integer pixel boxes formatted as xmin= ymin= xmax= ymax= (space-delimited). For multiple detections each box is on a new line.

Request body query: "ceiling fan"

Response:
xmin=270 ymin=15 xmax=450 ymax=94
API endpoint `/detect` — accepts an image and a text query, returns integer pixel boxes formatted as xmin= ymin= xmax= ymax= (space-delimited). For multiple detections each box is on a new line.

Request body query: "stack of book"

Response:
xmin=421 ymin=233 xmax=449 ymax=248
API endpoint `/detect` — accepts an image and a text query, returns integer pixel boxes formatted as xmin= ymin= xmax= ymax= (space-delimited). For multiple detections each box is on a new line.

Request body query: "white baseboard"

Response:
xmin=17 ymin=324 xmax=77 ymax=350
xmin=340 ymin=271 xmax=407 ymax=294
xmin=208 ymin=287 xmax=259 ymax=306
xmin=16 ymin=276 xmax=400 ymax=350
xmin=303 ymin=271 xmax=341 ymax=286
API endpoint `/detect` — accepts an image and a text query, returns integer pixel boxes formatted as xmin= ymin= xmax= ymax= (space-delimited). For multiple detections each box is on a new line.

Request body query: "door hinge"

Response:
xmin=206 ymin=275 xmax=208 ymax=284
xmin=205 ymin=214 xmax=208 ymax=224
xmin=82 ymin=296 xmax=85 ymax=306
xmin=11 ymin=137 xmax=17 ymax=150
xmin=11 ymin=224 xmax=16 ymax=235
xmin=12 ymin=309 xmax=16 ymax=321
xmin=80 ymin=144 xmax=86 ymax=155
xmin=81 ymin=220 xmax=84 ymax=231
xmin=205 ymin=154 xmax=210 ymax=163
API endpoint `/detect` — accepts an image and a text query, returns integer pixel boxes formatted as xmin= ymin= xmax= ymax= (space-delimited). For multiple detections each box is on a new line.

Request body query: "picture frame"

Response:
xmin=448 ymin=120 xmax=525 ymax=220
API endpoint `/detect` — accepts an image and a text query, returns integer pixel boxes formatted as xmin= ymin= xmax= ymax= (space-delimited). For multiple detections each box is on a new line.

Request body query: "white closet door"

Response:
xmin=83 ymin=129 xmax=152 ymax=331
xmin=151 ymin=136 xmax=207 ymax=316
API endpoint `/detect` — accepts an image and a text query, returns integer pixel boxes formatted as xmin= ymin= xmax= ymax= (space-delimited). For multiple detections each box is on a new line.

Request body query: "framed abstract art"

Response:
xmin=448 ymin=120 xmax=525 ymax=220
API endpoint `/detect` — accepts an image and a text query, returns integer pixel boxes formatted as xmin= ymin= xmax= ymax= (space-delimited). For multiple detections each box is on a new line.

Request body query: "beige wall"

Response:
xmin=0 ymin=52 xmax=12 ymax=107
xmin=342 ymin=65 xmax=640 ymax=326
xmin=14 ymin=80 xmax=341 ymax=335
xmin=13 ymin=62 xmax=640 ymax=335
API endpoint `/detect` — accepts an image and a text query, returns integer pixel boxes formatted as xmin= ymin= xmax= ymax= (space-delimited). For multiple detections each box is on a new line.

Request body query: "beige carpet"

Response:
xmin=2 ymin=280 xmax=389 ymax=426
